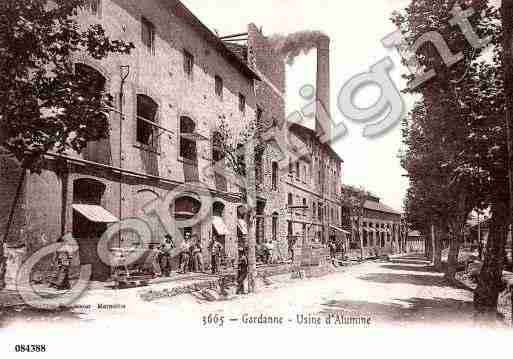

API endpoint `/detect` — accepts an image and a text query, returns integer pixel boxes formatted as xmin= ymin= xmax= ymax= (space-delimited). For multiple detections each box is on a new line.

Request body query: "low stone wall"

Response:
xmin=139 ymin=278 xmax=222 ymax=302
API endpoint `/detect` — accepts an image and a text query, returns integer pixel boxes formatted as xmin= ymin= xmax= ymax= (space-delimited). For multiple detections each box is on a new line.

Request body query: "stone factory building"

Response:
xmin=0 ymin=0 xmax=347 ymax=281
xmin=1 ymin=0 xmax=265 ymax=281
xmin=285 ymin=123 xmax=345 ymax=255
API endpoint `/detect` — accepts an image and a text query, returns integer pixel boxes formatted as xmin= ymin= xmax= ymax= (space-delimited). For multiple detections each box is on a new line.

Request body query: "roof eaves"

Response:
xmin=166 ymin=0 xmax=261 ymax=81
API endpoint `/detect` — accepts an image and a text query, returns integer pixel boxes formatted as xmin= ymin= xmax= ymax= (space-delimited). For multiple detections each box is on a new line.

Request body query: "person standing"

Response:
xmin=288 ymin=235 xmax=297 ymax=263
xmin=178 ymin=239 xmax=191 ymax=274
xmin=237 ymin=247 xmax=248 ymax=294
xmin=191 ymin=236 xmax=204 ymax=273
xmin=210 ymin=238 xmax=223 ymax=274
xmin=49 ymin=238 xmax=72 ymax=290
xmin=328 ymin=240 xmax=337 ymax=266
xmin=158 ymin=234 xmax=174 ymax=277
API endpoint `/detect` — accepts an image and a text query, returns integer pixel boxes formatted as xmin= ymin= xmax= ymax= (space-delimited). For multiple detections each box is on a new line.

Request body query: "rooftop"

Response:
xmin=162 ymin=0 xmax=260 ymax=81
xmin=364 ymin=200 xmax=402 ymax=216
xmin=288 ymin=122 xmax=344 ymax=163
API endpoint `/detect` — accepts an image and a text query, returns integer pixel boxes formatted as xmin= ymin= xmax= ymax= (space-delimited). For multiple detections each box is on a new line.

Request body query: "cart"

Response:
xmin=110 ymin=247 xmax=159 ymax=288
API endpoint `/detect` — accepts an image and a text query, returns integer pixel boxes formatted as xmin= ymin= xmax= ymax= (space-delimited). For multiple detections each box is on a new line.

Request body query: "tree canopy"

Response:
xmin=0 ymin=0 xmax=134 ymax=171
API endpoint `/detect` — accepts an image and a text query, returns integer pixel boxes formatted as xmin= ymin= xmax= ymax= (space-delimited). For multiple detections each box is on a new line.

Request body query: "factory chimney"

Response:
xmin=316 ymin=35 xmax=332 ymax=142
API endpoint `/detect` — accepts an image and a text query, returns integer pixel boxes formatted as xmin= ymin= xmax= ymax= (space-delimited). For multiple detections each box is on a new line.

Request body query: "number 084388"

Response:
xmin=14 ymin=345 xmax=47 ymax=353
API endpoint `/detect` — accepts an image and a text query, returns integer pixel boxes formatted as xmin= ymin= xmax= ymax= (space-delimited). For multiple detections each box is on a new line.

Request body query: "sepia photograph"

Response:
xmin=0 ymin=0 xmax=512 ymax=357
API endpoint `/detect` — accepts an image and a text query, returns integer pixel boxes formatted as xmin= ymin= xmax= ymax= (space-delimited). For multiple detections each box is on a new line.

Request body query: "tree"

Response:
xmin=0 ymin=0 xmax=133 ymax=285
xmin=341 ymin=185 xmax=368 ymax=260
xmin=473 ymin=0 xmax=513 ymax=318
xmin=213 ymin=115 xmax=260 ymax=293
xmin=393 ymin=0 xmax=498 ymax=281
xmin=394 ymin=0 xmax=513 ymax=315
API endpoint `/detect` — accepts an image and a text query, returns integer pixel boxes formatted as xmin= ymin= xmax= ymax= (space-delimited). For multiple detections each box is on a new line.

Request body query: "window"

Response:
xmin=289 ymin=160 xmax=293 ymax=176
xmin=272 ymin=213 xmax=279 ymax=241
xmin=302 ymin=198 xmax=307 ymax=217
xmin=256 ymin=107 xmax=263 ymax=126
xmin=239 ymin=93 xmax=246 ymax=113
xmin=313 ymin=203 xmax=316 ymax=218
xmin=236 ymin=145 xmax=246 ymax=176
xmin=215 ymin=75 xmax=223 ymax=98
xmin=141 ymin=17 xmax=155 ymax=54
xmin=184 ymin=50 xmax=194 ymax=77
xmin=180 ymin=116 xmax=197 ymax=161
xmin=318 ymin=203 xmax=322 ymax=222
xmin=296 ymin=162 xmax=300 ymax=180
xmin=288 ymin=193 xmax=293 ymax=206
xmin=212 ymin=131 xmax=224 ymax=164
xmin=271 ymin=162 xmax=278 ymax=191
xmin=136 ymin=95 xmax=158 ymax=149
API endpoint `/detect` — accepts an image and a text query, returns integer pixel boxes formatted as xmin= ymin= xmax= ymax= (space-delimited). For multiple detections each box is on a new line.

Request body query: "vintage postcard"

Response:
xmin=1 ymin=0 xmax=512 ymax=357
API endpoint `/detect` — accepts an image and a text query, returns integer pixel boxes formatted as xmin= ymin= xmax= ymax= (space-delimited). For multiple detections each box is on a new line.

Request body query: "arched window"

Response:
xmin=75 ymin=64 xmax=110 ymax=164
xmin=73 ymin=178 xmax=106 ymax=205
xmin=136 ymin=94 xmax=159 ymax=149
xmin=173 ymin=195 xmax=201 ymax=220
xmin=75 ymin=64 xmax=106 ymax=97
xmin=180 ymin=116 xmax=197 ymax=161
xmin=72 ymin=178 xmax=108 ymax=240
xmin=213 ymin=201 xmax=225 ymax=217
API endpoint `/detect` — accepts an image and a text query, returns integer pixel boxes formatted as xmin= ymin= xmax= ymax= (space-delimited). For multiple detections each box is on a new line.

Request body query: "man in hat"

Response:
xmin=158 ymin=234 xmax=175 ymax=277
xmin=237 ymin=246 xmax=248 ymax=295
xmin=328 ymin=239 xmax=338 ymax=266
xmin=210 ymin=238 xmax=223 ymax=274
xmin=190 ymin=236 xmax=204 ymax=273
xmin=178 ymin=234 xmax=191 ymax=274
xmin=49 ymin=237 xmax=72 ymax=290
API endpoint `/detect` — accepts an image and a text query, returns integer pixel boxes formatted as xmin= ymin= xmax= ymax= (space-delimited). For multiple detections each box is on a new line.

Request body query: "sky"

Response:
xmin=181 ymin=0 xmax=412 ymax=211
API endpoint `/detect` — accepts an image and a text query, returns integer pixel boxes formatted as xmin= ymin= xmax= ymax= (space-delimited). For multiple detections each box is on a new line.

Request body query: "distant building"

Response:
xmin=342 ymin=187 xmax=404 ymax=258
xmin=406 ymin=231 xmax=425 ymax=253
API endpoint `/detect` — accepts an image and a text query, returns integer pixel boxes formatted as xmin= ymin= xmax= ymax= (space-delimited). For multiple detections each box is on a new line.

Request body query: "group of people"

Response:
xmin=156 ymin=232 xmax=225 ymax=277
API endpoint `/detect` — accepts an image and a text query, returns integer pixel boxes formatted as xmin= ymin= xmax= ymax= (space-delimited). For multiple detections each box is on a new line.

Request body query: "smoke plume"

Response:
xmin=268 ymin=30 xmax=329 ymax=65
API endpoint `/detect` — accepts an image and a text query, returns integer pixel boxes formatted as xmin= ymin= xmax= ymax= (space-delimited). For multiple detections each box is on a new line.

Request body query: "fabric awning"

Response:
xmin=72 ymin=204 xmax=118 ymax=223
xmin=181 ymin=132 xmax=209 ymax=142
xmin=212 ymin=216 xmax=229 ymax=236
xmin=237 ymin=219 xmax=248 ymax=235
xmin=329 ymin=225 xmax=351 ymax=235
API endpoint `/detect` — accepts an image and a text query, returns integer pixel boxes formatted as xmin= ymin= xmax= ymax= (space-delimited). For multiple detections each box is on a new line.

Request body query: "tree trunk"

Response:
xmin=445 ymin=235 xmax=461 ymax=282
xmin=0 ymin=169 xmax=26 ymax=291
xmin=433 ymin=226 xmax=443 ymax=271
xmin=425 ymin=225 xmax=433 ymax=260
xmin=474 ymin=199 xmax=508 ymax=320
